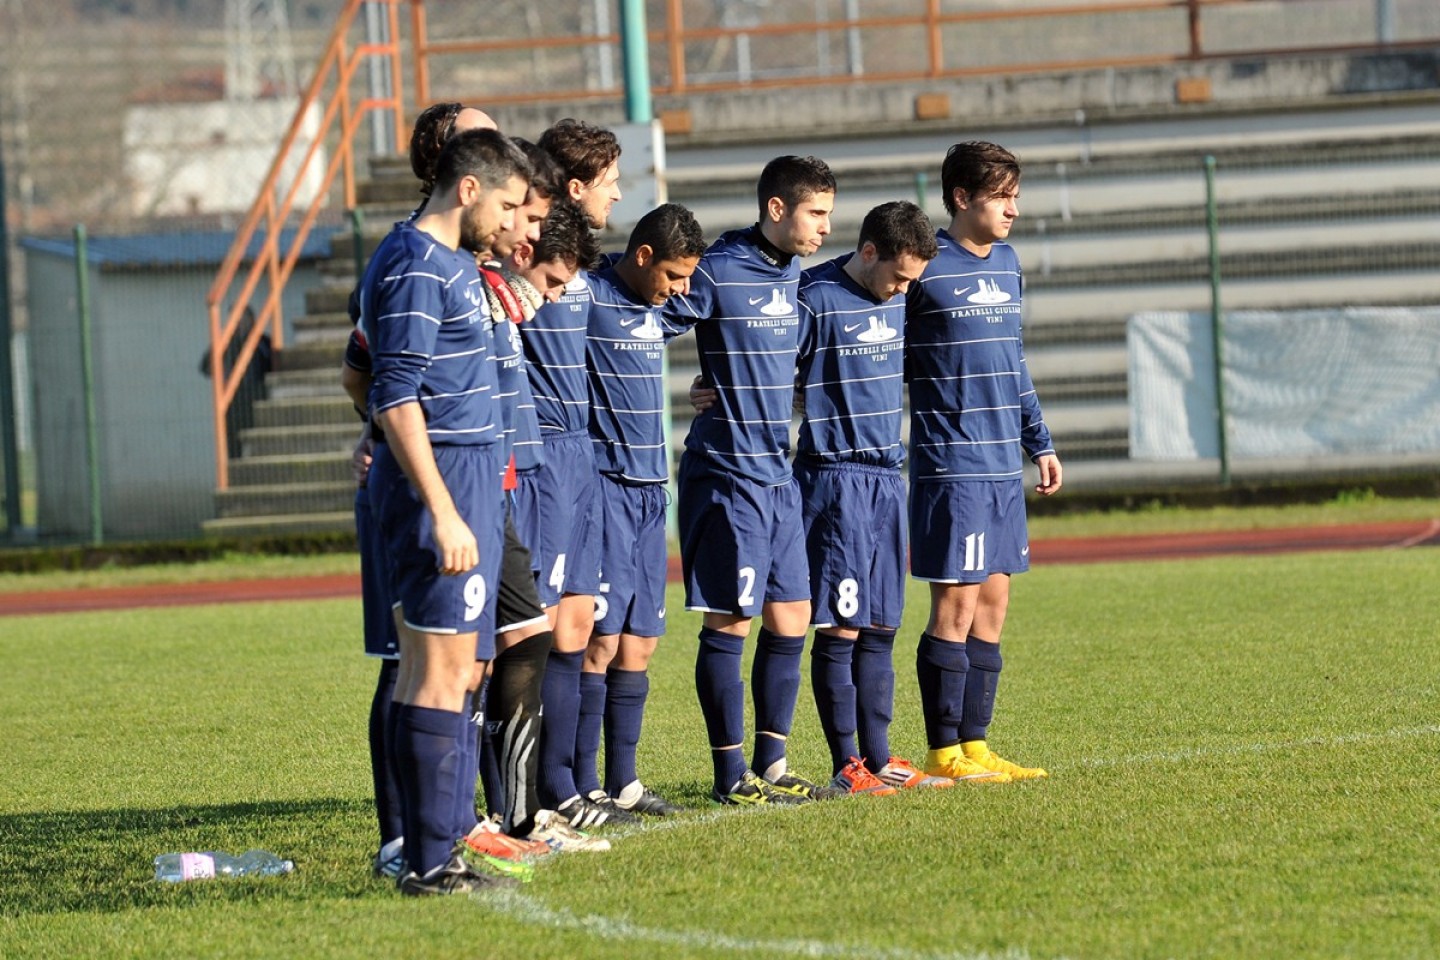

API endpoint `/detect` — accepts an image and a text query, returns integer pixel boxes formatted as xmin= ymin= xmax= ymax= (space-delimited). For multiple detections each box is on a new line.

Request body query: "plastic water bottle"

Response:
xmin=154 ymin=850 xmax=295 ymax=882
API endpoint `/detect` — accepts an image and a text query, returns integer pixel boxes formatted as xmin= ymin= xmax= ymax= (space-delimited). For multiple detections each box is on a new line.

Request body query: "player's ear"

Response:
xmin=567 ymin=177 xmax=586 ymax=204
xmin=457 ymin=174 xmax=482 ymax=206
xmin=511 ymin=239 xmax=535 ymax=269
xmin=765 ymin=195 xmax=787 ymax=224
xmin=952 ymin=187 xmax=969 ymax=211
xmin=633 ymin=243 xmax=654 ymax=267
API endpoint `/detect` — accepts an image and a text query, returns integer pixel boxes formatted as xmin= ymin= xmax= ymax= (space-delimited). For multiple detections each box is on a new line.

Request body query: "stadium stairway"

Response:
xmin=204 ymin=113 xmax=1440 ymax=536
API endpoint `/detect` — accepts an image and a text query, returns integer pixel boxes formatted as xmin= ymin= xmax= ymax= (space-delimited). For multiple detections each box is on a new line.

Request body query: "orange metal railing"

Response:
xmin=205 ymin=0 xmax=406 ymax=490
xmin=407 ymin=0 xmax=1438 ymax=107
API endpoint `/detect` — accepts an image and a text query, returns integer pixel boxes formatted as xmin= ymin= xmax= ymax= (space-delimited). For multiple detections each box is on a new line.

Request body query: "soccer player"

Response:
xmin=343 ymin=101 xmax=503 ymax=881
xmin=518 ymin=120 xmax=633 ymax=827
xmin=361 ymin=128 xmax=530 ymax=895
xmin=476 ymin=198 xmax=613 ymax=853
xmin=572 ymin=203 xmax=706 ymax=816
xmin=905 ymin=141 xmax=1062 ymax=784
xmin=789 ymin=201 xmax=955 ymax=794
xmin=667 ymin=155 xmax=843 ymax=806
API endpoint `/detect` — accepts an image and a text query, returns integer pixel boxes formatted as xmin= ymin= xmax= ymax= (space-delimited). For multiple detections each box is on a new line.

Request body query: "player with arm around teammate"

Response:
xmin=905 ymin=141 xmax=1062 ymax=785
xmin=666 ymin=156 xmax=844 ymax=806
xmin=790 ymin=201 xmax=957 ymax=795
xmin=571 ymin=203 xmax=706 ymax=817
xmin=518 ymin=120 xmax=634 ymax=828
xmin=361 ymin=128 xmax=531 ymax=895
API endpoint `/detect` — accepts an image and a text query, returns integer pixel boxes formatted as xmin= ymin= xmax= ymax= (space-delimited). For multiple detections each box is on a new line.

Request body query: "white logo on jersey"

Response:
xmin=748 ymin=295 xmax=766 ymax=306
xmin=629 ymin=311 xmax=663 ymax=340
xmin=464 ymin=287 xmax=484 ymax=307
xmin=952 ymin=286 xmax=971 ymax=297
xmin=619 ymin=316 xmax=640 ymax=327
xmin=967 ymin=278 xmax=1012 ymax=304
xmin=1021 ymin=545 xmax=1030 ymax=557
xmin=758 ymin=289 xmax=793 ymax=316
xmin=564 ymin=275 xmax=588 ymax=293
xmin=507 ymin=321 xmax=522 ymax=352
xmin=854 ymin=315 xmax=898 ymax=343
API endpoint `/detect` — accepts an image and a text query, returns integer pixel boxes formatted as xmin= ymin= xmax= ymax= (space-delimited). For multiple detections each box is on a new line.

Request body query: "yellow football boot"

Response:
xmin=961 ymin=740 xmax=1048 ymax=780
xmin=923 ymin=744 xmax=1010 ymax=784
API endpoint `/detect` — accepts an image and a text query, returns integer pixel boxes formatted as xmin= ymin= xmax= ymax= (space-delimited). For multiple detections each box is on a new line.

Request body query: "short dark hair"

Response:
xmin=941 ymin=141 xmax=1020 ymax=216
xmin=410 ymin=102 xmax=465 ymax=193
xmin=626 ymin=203 xmax=706 ymax=261
xmin=432 ymin=128 xmax=532 ymax=196
xmin=756 ymin=155 xmax=836 ymax=217
xmin=533 ymin=198 xmax=600 ymax=271
xmin=857 ymin=201 xmax=938 ymax=263
xmin=512 ymin=137 xmax=565 ymax=202
xmin=537 ymin=118 xmax=621 ymax=187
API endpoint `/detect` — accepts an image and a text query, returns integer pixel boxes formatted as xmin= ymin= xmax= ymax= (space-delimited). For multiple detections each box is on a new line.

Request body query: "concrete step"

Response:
xmin=305 ymin=282 xmax=359 ymax=315
xmin=266 ymin=368 xmax=350 ymax=400
xmin=229 ymin=452 xmax=356 ymax=487
xmin=274 ymin=338 xmax=348 ymax=373
xmin=214 ymin=481 xmax=356 ymax=519
xmin=201 ymin=511 xmax=358 ymax=538
xmin=240 ymin=423 xmax=360 ymax=458
xmin=293 ymin=311 xmax=355 ymax=341
xmin=253 ymin=395 xmax=357 ymax=429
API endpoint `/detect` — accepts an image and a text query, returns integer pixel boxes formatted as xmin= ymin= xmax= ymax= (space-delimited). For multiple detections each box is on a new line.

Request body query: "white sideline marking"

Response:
xmin=480 ymin=889 xmax=1040 ymax=960
xmin=473 ymin=724 xmax=1439 ymax=956
xmin=1075 ymin=723 xmax=1440 ymax=768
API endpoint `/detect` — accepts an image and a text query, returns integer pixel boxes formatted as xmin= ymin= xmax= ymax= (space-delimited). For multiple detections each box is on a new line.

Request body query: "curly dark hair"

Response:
xmin=409 ymin=102 xmax=465 ymax=194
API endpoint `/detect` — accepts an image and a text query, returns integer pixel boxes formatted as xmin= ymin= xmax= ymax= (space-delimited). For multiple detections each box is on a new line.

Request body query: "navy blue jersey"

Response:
xmin=521 ymin=274 xmax=593 ymax=434
xmin=586 ymin=263 xmax=689 ymax=483
xmin=491 ymin=313 xmax=545 ymax=471
xmin=363 ymin=220 xmax=498 ymax=446
xmin=795 ymin=255 xmax=906 ymax=468
xmin=666 ymin=228 xmax=803 ymax=486
xmin=904 ymin=232 xmax=1053 ymax=480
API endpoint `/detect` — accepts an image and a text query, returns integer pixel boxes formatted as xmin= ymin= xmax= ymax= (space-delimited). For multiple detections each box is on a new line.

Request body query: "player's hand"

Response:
xmin=432 ymin=509 xmax=479 ymax=575
xmin=351 ymin=435 xmax=375 ymax=487
xmin=689 ymin=375 xmax=718 ymax=413
xmin=1034 ymin=454 xmax=1062 ymax=496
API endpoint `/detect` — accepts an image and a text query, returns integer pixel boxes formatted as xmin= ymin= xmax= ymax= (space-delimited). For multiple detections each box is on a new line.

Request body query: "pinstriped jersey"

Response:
xmin=795 ymin=255 xmax=906 ymax=468
xmin=904 ymin=232 xmax=1054 ymax=480
xmin=521 ymin=274 xmax=593 ymax=434
xmin=666 ymin=228 xmax=802 ymax=485
xmin=586 ymin=263 xmax=689 ymax=484
xmin=363 ymin=220 xmax=499 ymax=446
xmin=490 ymin=313 xmax=544 ymax=471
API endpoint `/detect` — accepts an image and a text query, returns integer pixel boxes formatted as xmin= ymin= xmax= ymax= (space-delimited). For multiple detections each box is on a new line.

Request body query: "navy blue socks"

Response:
xmin=604 ymin=668 xmax=649 ymax=795
xmin=394 ymin=703 xmax=463 ymax=877
xmin=752 ymin=628 xmax=805 ymax=779
xmin=959 ymin=637 xmax=1002 ymax=742
xmin=695 ymin=627 xmax=747 ymax=792
xmin=916 ymin=632 xmax=969 ymax=750
xmin=810 ymin=632 xmax=857 ymax=774
xmin=574 ymin=671 xmax=607 ymax=796
xmin=367 ymin=659 xmax=403 ymax=848
xmin=854 ymin=628 xmax=897 ymax=772
xmin=537 ymin=648 xmax=584 ymax=807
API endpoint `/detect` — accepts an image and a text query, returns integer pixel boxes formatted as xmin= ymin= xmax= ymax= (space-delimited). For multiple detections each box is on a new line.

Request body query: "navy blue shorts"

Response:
xmin=677 ymin=451 xmax=810 ymax=617
xmin=513 ymin=431 xmax=600 ymax=607
xmin=909 ymin=479 xmax=1030 ymax=583
xmin=594 ymin=476 xmax=668 ymax=638
xmin=796 ymin=460 xmax=907 ymax=630
xmin=369 ymin=442 xmax=505 ymax=654
xmin=356 ymin=476 xmax=399 ymax=659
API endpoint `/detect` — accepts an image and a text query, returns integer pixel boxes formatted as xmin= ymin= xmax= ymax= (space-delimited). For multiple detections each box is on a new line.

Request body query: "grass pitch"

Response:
xmin=2 ymin=545 xmax=1438 ymax=959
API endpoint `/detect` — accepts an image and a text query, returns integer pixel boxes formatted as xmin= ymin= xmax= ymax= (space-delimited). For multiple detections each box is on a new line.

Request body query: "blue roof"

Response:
xmin=21 ymin=227 xmax=334 ymax=269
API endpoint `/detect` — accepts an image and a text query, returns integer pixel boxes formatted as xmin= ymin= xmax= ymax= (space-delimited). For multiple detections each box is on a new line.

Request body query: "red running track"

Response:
xmin=1 ymin=519 xmax=1435 ymax=618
